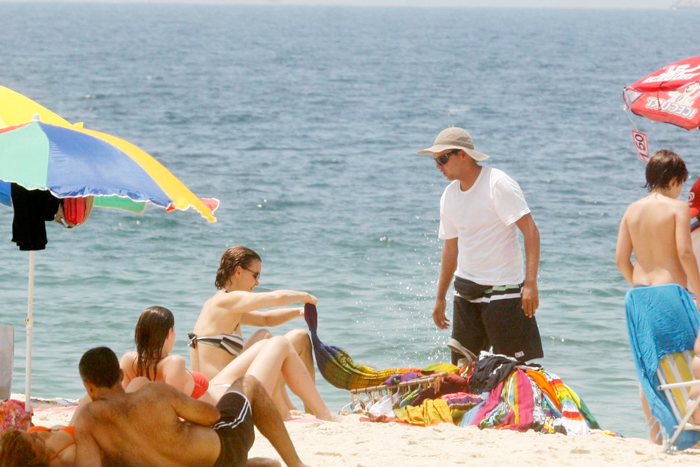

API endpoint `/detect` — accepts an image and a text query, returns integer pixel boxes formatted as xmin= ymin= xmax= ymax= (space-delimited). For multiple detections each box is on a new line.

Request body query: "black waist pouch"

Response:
xmin=453 ymin=276 xmax=490 ymax=300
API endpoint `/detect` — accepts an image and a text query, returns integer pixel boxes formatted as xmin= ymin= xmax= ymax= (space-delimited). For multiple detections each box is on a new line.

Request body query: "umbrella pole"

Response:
xmin=25 ymin=250 xmax=34 ymax=414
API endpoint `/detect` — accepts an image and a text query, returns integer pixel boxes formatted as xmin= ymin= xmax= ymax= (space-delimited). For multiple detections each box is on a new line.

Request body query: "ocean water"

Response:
xmin=1 ymin=3 xmax=700 ymax=439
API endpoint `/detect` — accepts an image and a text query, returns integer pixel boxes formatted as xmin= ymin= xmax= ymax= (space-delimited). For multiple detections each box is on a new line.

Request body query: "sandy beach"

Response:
xmin=18 ymin=394 xmax=700 ymax=467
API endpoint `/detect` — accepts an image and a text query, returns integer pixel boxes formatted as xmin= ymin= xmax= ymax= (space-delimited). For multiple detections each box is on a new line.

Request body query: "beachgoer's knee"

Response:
xmin=243 ymin=329 xmax=273 ymax=353
xmin=250 ymin=329 xmax=272 ymax=342
xmin=285 ymin=329 xmax=310 ymax=350
xmin=238 ymin=374 xmax=266 ymax=402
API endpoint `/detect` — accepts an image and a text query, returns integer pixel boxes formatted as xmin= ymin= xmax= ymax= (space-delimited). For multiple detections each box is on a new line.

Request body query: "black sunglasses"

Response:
xmin=435 ymin=149 xmax=461 ymax=166
xmin=242 ymin=267 xmax=260 ymax=281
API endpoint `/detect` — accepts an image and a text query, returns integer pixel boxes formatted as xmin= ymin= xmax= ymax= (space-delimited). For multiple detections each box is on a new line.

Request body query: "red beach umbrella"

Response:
xmin=623 ymin=56 xmax=700 ymax=131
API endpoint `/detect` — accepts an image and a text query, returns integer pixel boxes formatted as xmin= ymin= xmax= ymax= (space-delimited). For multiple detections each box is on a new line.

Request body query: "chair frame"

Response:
xmin=655 ymin=350 xmax=700 ymax=453
xmin=342 ymin=372 xmax=449 ymax=413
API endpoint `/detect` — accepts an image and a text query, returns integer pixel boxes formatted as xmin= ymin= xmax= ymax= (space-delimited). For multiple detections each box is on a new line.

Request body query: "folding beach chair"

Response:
xmin=656 ymin=350 xmax=700 ymax=452
xmin=343 ymin=372 xmax=451 ymax=413
xmin=624 ymin=284 xmax=700 ymax=452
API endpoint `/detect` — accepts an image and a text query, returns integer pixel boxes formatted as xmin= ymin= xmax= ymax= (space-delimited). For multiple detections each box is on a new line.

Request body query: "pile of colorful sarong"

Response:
xmin=305 ymin=304 xmax=614 ymax=436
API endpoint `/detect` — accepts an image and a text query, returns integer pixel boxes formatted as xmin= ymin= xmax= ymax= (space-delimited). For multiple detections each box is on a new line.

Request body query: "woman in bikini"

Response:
xmin=0 ymin=425 xmax=75 ymax=467
xmin=120 ymin=306 xmax=212 ymax=403
xmin=190 ymin=246 xmax=317 ymax=411
xmin=124 ymin=304 xmax=335 ymax=421
xmin=0 ymin=337 xmax=339 ymax=467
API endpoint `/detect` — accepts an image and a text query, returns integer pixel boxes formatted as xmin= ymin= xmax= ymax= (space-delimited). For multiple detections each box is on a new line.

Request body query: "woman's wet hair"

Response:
xmin=0 ymin=428 xmax=47 ymax=467
xmin=645 ymin=149 xmax=689 ymax=191
xmin=215 ymin=246 xmax=261 ymax=290
xmin=135 ymin=306 xmax=175 ymax=380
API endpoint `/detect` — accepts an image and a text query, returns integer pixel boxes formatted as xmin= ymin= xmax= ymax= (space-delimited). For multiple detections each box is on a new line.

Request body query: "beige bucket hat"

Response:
xmin=417 ymin=127 xmax=489 ymax=162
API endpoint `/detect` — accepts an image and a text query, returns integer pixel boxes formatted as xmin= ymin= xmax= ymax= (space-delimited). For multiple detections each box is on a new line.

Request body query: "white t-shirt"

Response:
xmin=439 ymin=166 xmax=530 ymax=285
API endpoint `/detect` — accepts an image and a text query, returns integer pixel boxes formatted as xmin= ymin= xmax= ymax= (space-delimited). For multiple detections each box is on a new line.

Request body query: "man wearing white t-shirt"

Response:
xmin=418 ymin=127 xmax=544 ymax=364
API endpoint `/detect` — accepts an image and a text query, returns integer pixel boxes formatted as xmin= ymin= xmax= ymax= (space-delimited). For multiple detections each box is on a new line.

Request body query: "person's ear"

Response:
xmin=83 ymin=379 xmax=97 ymax=398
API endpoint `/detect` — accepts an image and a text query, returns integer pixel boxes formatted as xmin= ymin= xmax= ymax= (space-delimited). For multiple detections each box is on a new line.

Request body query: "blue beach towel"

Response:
xmin=625 ymin=284 xmax=700 ymax=450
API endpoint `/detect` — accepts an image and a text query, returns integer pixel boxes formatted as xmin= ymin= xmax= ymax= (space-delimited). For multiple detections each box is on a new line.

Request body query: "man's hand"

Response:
xmin=432 ymin=297 xmax=450 ymax=329
xmin=521 ymin=281 xmax=539 ymax=318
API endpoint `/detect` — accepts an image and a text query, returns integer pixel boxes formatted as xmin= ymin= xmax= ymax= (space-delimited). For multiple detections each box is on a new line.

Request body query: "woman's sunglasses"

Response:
xmin=242 ymin=267 xmax=260 ymax=281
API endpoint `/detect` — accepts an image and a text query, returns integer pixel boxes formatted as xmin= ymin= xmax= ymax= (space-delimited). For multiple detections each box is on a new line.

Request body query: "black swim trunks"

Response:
xmin=212 ymin=390 xmax=255 ymax=467
xmin=451 ymin=276 xmax=544 ymax=364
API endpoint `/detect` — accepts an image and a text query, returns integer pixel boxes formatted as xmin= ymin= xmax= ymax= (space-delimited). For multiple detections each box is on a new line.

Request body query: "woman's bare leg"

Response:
xmin=283 ymin=329 xmax=314 ymax=413
xmin=208 ymin=340 xmax=269 ymax=401
xmin=243 ymin=329 xmax=272 ymax=352
xmin=246 ymin=336 xmax=340 ymax=421
xmin=206 ymin=340 xmax=298 ymax=417
xmin=285 ymin=329 xmax=315 ymax=384
xmin=244 ymin=329 xmax=299 ymax=413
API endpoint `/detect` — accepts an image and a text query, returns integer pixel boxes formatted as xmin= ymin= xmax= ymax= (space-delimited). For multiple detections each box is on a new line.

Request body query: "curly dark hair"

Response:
xmin=135 ymin=306 xmax=175 ymax=380
xmin=645 ymin=149 xmax=689 ymax=191
xmin=215 ymin=246 xmax=261 ymax=290
xmin=0 ymin=428 xmax=48 ymax=467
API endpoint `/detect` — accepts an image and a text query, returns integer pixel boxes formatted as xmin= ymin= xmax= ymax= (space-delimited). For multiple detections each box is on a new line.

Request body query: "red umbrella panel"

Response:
xmin=623 ymin=56 xmax=700 ymax=131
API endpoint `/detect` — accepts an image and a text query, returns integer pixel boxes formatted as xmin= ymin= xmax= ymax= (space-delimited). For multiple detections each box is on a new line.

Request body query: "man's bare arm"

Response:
xmin=515 ymin=214 xmax=540 ymax=317
xmin=433 ymin=238 xmax=458 ymax=329
xmin=74 ymin=414 xmax=103 ymax=467
xmin=164 ymin=383 xmax=221 ymax=425
xmin=616 ymin=214 xmax=635 ymax=285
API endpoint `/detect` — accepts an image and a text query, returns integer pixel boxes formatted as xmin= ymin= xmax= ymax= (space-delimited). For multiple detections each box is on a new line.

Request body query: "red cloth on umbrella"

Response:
xmin=623 ymin=56 xmax=700 ymax=130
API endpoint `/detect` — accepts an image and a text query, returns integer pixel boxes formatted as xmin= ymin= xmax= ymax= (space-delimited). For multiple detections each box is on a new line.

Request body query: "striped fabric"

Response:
xmin=304 ymin=304 xmax=427 ymax=390
xmin=657 ymin=350 xmax=696 ymax=420
xmin=472 ymin=367 xmax=600 ymax=435
xmin=440 ymin=392 xmax=485 ymax=424
xmin=456 ymin=284 xmax=521 ymax=303
xmin=656 ymin=349 xmax=700 ymax=449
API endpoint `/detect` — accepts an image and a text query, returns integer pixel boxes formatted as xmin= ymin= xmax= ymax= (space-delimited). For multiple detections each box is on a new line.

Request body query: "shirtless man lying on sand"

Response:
xmin=73 ymin=346 xmax=308 ymax=467
xmin=616 ymin=149 xmax=700 ymax=440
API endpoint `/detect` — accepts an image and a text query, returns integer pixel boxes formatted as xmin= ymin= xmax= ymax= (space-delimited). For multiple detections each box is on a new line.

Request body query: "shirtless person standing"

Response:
xmin=616 ymin=150 xmax=700 ymax=293
xmin=616 ymin=149 xmax=700 ymax=441
xmin=73 ymin=347 xmax=308 ymax=467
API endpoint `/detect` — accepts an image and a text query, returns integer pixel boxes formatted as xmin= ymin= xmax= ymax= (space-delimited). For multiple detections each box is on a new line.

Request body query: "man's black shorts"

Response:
xmin=212 ymin=390 xmax=255 ymax=467
xmin=451 ymin=277 xmax=543 ymax=363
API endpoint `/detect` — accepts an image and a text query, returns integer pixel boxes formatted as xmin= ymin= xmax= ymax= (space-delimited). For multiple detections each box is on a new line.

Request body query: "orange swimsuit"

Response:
xmin=28 ymin=425 xmax=75 ymax=462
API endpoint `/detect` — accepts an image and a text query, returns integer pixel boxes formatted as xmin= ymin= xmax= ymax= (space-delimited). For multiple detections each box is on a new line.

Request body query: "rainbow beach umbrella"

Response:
xmin=0 ymin=118 xmax=218 ymax=220
xmin=0 ymin=85 xmax=218 ymax=412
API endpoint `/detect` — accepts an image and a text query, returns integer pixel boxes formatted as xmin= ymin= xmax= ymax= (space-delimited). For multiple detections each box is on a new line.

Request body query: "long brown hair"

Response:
xmin=215 ymin=246 xmax=261 ymax=290
xmin=0 ymin=428 xmax=47 ymax=467
xmin=135 ymin=306 xmax=175 ymax=380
